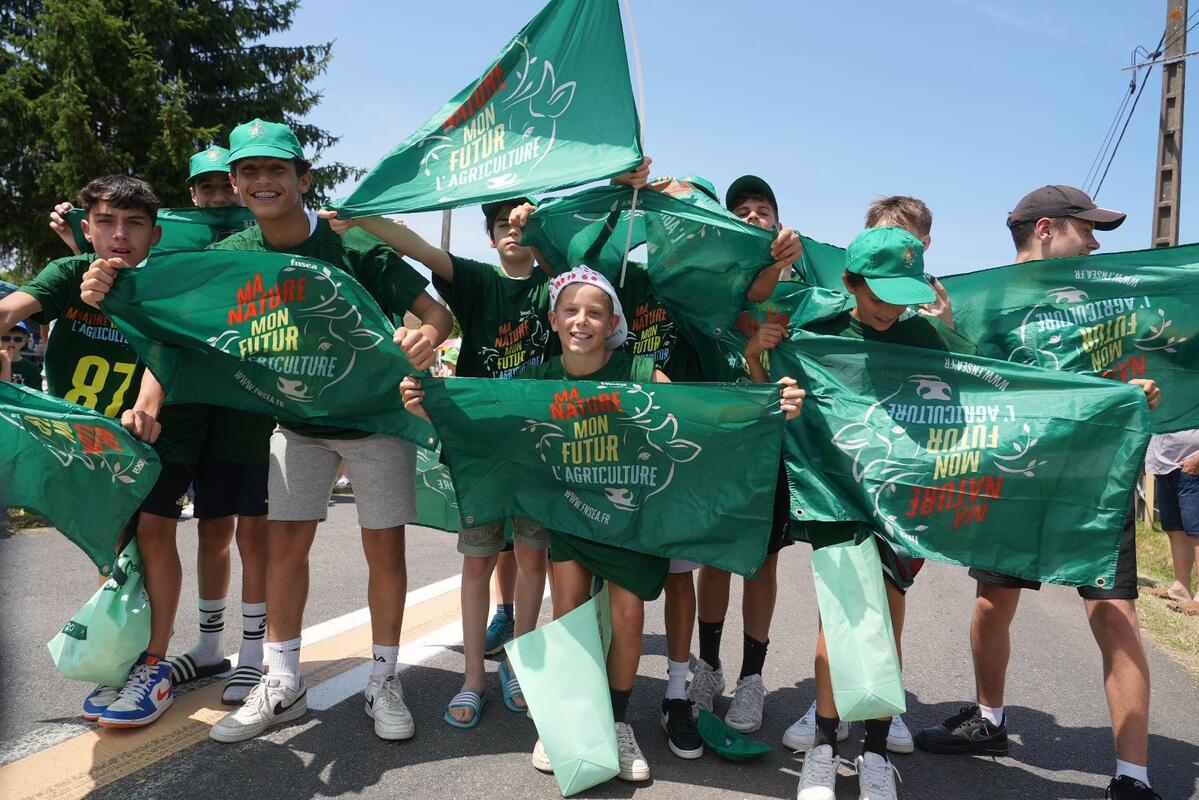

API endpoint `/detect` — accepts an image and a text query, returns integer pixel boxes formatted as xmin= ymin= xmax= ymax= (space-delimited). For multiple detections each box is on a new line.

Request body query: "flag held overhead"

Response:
xmin=331 ymin=0 xmax=643 ymax=217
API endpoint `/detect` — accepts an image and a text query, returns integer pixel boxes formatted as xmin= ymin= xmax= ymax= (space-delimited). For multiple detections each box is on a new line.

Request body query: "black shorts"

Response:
xmin=767 ymin=464 xmax=793 ymax=556
xmin=194 ymin=461 xmax=269 ymax=519
xmin=969 ymin=507 xmax=1138 ymax=600
xmin=139 ymin=461 xmax=197 ymax=519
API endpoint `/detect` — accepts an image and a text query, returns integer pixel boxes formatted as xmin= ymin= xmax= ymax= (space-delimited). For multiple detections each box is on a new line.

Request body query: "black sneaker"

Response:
xmin=660 ymin=698 xmax=703 ymax=759
xmin=914 ymin=704 xmax=1008 ymax=756
xmin=1106 ymin=776 xmax=1162 ymax=799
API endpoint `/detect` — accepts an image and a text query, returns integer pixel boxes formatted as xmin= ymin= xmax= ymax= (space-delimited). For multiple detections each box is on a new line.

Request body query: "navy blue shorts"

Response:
xmin=1156 ymin=469 xmax=1199 ymax=537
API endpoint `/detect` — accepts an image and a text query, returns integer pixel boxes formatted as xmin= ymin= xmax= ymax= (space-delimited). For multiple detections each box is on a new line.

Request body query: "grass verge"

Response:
xmin=1135 ymin=522 xmax=1199 ymax=678
xmin=3 ymin=508 xmax=51 ymax=531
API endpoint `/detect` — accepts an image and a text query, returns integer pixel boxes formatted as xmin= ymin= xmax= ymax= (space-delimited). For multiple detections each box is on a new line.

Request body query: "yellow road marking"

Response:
xmin=0 ymin=584 xmax=464 ymax=800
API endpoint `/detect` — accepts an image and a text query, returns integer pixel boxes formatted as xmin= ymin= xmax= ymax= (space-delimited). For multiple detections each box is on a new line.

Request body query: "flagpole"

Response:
xmin=618 ymin=0 xmax=647 ymax=288
xmin=440 ymin=209 xmax=452 ymax=251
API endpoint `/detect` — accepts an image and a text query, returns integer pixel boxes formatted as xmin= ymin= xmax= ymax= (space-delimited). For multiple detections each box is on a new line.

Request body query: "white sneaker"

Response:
xmin=615 ymin=721 xmax=650 ymax=781
xmin=178 ymin=503 xmax=195 ymax=520
xmin=209 ymin=675 xmax=307 ymax=742
xmin=783 ymin=701 xmax=850 ymax=751
xmin=886 ymin=714 xmax=914 ymax=754
xmin=531 ymin=738 xmax=553 ymax=773
xmin=725 ymin=673 xmax=767 ymax=732
xmin=333 ymin=475 xmax=351 ymax=491
xmin=855 ymin=751 xmax=900 ymax=800
xmin=797 ymin=744 xmax=843 ymax=800
xmin=364 ymin=674 xmax=415 ymax=740
xmin=687 ymin=658 xmax=726 ymax=714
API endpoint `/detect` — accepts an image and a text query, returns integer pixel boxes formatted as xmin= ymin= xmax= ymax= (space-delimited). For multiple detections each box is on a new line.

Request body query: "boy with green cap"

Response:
xmin=165 ymin=143 xmax=274 ymax=705
xmin=1 ymin=321 xmax=42 ymax=389
xmin=317 ymin=195 xmax=553 ymax=729
xmin=200 ymin=119 xmax=452 ymax=742
xmin=793 ymin=226 xmax=976 ymax=800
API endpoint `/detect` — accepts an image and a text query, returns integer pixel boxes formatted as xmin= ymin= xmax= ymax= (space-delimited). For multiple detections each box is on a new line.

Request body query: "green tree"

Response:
xmin=0 ymin=0 xmax=357 ymax=279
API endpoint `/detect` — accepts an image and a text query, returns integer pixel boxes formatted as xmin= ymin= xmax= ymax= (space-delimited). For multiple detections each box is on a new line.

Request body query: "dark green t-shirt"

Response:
xmin=19 ymin=255 xmax=145 ymax=417
xmin=8 ymin=358 xmax=42 ymax=390
xmin=433 ymin=255 xmax=551 ymax=379
xmin=214 ymin=218 xmax=429 ymax=440
xmin=523 ymin=348 xmax=655 ymax=383
xmin=613 ymin=262 xmax=700 ymax=379
xmin=804 ymin=311 xmax=980 ymax=355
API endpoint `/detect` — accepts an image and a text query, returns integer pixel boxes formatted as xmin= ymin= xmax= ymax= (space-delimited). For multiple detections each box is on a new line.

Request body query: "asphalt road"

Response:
xmin=1 ymin=497 xmax=1196 ymax=800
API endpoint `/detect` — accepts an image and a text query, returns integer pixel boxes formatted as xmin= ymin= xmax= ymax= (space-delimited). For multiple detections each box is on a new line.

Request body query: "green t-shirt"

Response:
xmin=8 ymin=358 xmax=42 ymax=390
xmin=19 ymin=255 xmax=145 ymax=417
xmin=214 ymin=217 xmax=429 ymax=440
xmin=523 ymin=347 xmax=655 ymax=383
xmin=804 ymin=311 xmax=980 ymax=356
xmin=433 ymin=255 xmax=552 ymax=379
xmin=614 ymin=262 xmax=697 ymax=378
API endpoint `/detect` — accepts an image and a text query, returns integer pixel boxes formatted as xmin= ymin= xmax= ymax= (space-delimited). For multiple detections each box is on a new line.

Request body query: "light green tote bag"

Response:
xmin=505 ymin=584 xmax=619 ymax=796
xmin=811 ymin=535 xmax=907 ymax=721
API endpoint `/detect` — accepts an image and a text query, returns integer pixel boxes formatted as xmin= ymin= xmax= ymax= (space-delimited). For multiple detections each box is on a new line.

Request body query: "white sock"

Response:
xmin=979 ymin=704 xmax=1004 ymax=726
xmin=192 ymin=597 xmax=226 ymax=664
xmin=1115 ymin=760 xmax=1150 ymax=786
xmin=371 ymin=643 xmax=399 ymax=680
xmin=238 ymin=601 xmax=267 ymax=668
xmin=265 ymin=638 xmax=302 ymax=688
xmin=665 ymin=659 xmax=689 ymax=700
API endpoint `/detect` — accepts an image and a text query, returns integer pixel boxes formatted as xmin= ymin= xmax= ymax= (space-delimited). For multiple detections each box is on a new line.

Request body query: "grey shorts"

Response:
xmin=458 ymin=517 xmax=548 ymax=558
xmin=268 ymin=428 xmax=416 ymax=529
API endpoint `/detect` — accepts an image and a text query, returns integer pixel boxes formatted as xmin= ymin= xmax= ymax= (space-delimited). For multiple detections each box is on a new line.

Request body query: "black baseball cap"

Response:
xmin=725 ymin=175 xmax=778 ymax=214
xmin=1006 ymin=185 xmax=1126 ymax=231
xmin=482 ymin=197 xmax=535 ymax=230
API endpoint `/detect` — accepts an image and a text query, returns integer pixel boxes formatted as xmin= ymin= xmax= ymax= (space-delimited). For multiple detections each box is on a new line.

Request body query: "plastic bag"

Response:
xmin=812 ymin=535 xmax=906 ymax=721
xmin=47 ymin=540 xmax=150 ymax=686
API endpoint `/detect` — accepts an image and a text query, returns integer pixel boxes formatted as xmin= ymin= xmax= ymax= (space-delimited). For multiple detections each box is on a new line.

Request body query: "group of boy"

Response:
xmin=2 ymin=114 xmax=1168 ymax=799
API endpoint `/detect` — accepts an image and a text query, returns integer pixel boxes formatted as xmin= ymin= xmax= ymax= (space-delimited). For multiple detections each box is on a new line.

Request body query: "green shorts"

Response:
xmin=549 ymin=530 xmax=669 ymax=601
xmin=458 ymin=517 xmax=548 ymax=558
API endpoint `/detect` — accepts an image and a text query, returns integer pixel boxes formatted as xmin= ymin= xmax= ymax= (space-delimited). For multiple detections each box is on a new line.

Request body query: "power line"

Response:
xmin=1083 ymin=81 xmax=1135 ymax=192
xmin=1092 ymin=60 xmax=1156 ymax=200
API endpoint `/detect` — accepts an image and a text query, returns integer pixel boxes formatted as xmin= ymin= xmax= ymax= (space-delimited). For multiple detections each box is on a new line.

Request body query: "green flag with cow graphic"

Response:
xmin=67 ymin=207 xmax=256 ymax=254
xmin=99 ymin=249 xmax=435 ymax=447
xmin=0 ymin=382 xmax=160 ymax=574
xmin=772 ymin=333 xmax=1151 ymax=588
xmin=520 ymin=184 xmax=780 ymax=338
xmin=941 ymin=245 xmax=1199 ymax=433
xmin=421 ymin=376 xmax=784 ymax=576
xmin=331 ymin=0 xmax=642 ymax=217
xmin=415 ymin=446 xmax=460 ymax=532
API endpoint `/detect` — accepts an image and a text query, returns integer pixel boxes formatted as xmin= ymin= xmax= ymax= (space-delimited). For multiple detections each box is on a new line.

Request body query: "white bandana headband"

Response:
xmin=548 ymin=266 xmax=629 ymax=349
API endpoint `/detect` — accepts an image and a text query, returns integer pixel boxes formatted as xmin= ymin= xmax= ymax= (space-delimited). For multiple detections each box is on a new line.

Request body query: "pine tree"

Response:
xmin=0 ymin=0 xmax=356 ymax=278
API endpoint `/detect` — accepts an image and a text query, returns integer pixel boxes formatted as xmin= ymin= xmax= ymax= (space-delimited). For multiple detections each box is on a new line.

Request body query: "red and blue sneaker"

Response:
xmin=98 ymin=653 xmax=174 ymax=729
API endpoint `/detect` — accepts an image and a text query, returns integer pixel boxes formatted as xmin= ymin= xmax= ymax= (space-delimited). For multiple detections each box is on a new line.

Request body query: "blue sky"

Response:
xmin=275 ymin=0 xmax=1186 ymax=277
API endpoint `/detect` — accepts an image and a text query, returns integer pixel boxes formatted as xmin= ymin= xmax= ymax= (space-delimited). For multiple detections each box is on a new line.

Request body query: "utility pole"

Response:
xmin=1152 ymin=0 xmax=1187 ymax=248
xmin=440 ymin=209 xmax=452 ymax=251
xmin=1144 ymin=0 xmax=1188 ymax=526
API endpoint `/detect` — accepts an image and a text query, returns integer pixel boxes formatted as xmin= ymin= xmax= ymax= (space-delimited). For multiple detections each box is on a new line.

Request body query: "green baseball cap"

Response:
xmin=187 ymin=145 xmax=231 ymax=183
xmin=725 ymin=174 xmax=777 ymax=214
xmin=845 ymin=226 xmax=936 ymax=305
xmin=697 ymin=710 xmax=773 ymax=761
xmin=226 ymin=118 xmax=307 ymax=165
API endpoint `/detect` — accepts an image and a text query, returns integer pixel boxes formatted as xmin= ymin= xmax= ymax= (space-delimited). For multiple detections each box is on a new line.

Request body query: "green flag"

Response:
xmin=799 ymin=235 xmax=849 ymax=293
xmin=415 ymin=446 xmax=460 ymax=532
xmin=0 ymin=382 xmax=161 ymax=573
xmin=67 ymin=207 xmax=256 ymax=253
xmin=522 ymin=184 xmax=778 ymax=338
xmin=331 ymin=0 xmax=642 ymax=217
xmin=941 ymin=245 xmax=1199 ymax=433
xmin=772 ymin=333 xmax=1150 ymax=588
xmin=100 ymin=249 xmax=435 ymax=447
xmin=422 ymin=376 xmax=784 ymax=576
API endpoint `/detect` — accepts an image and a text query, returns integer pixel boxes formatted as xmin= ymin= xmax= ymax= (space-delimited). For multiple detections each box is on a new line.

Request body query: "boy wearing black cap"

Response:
xmin=317 ymin=197 xmax=552 ymax=729
xmin=688 ymin=173 xmax=803 ymax=737
xmin=1 ymin=321 xmax=42 ymax=389
xmin=916 ymin=185 xmax=1161 ymax=800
